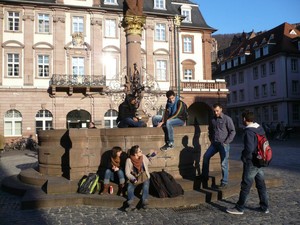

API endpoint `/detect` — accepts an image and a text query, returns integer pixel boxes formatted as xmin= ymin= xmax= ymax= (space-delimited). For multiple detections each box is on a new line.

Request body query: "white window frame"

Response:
xmin=72 ymin=57 xmax=85 ymax=76
xmin=35 ymin=109 xmax=53 ymax=133
xmin=183 ymin=36 xmax=192 ymax=53
xmin=38 ymin=13 xmax=50 ymax=33
xmin=156 ymin=60 xmax=167 ymax=81
xmin=104 ymin=0 xmax=117 ymax=5
xmin=4 ymin=109 xmax=22 ymax=136
xmin=155 ymin=23 xmax=166 ymax=41
xmin=7 ymin=53 xmax=19 ymax=77
xmin=38 ymin=55 xmax=50 ymax=77
xmin=72 ymin=16 xmax=84 ymax=33
xmin=105 ymin=19 xmax=117 ymax=38
xmin=182 ymin=8 xmax=191 ymax=23
xmin=7 ymin=11 xmax=20 ymax=31
xmin=154 ymin=0 xmax=166 ymax=9
xmin=104 ymin=109 xmax=118 ymax=128
xmin=183 ymin=69 xmax=193 ymax=81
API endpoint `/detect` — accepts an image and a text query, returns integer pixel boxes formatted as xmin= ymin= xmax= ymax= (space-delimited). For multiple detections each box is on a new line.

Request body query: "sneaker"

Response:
xmin=160 ymin=143 xmax=174 ymax=151
xmin=141 ymin=200 xmax=149 ymax=210
xmin=217 ymin=183 xmax=227 ymax=189
xmin=256 ymin=207 xmax=269 ymax=214
xmin=226 ymin=207 xmax=244 ymax=215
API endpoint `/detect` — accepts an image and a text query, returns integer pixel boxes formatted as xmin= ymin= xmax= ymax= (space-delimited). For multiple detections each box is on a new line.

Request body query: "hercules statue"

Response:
xmin=125 ymin=0 xmax=144 ymax=16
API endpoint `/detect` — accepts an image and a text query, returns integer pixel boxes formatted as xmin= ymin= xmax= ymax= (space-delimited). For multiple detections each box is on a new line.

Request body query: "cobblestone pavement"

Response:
xmin=0 ymin=134 xmax=299 ymax=225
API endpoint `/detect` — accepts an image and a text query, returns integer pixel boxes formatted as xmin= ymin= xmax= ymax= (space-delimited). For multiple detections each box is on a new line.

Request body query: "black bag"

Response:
xmin=150 ymin=170 xmax=184 ymax=198
xmin=77 ymin=173 xmax=100 ymax=194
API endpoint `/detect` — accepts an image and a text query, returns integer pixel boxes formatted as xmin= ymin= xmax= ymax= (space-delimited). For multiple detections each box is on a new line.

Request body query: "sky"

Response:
xmin=193 ymin=0 xmax=299 ymax=34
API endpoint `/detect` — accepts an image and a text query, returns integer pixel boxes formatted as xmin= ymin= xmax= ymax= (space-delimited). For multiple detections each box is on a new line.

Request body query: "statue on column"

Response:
xmin=125 ymin=0 xmax=144 ymax=16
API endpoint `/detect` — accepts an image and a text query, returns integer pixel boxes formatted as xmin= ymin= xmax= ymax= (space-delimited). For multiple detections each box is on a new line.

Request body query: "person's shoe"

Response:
xmin=256 ymin=207 xmax=269 ymax=214
xmin=226 ymin=207 xmax=244 ymax=215
xmin=125 ymin=201 xmax=136 ymax=212
xmin=141 ymin=199 xmax=149 ymax=210
xmin=217 ymin=183 xmax=227 ymax=189
xmin=160 ymin=143 xmax=174 ymax=151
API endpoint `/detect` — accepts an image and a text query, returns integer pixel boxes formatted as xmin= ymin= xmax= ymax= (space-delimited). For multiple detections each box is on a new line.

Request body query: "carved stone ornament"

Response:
xmin=122 ymin=15 xmax=146 ymax=36
xmin=72 ymin=32 xmax=84 ymax=46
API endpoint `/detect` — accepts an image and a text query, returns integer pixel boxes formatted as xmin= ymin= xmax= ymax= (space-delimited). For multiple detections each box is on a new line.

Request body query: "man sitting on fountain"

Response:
xmin=152 ymin=90 xmax=187 ymax=150
xmin=117 ymin=94 xmax=147 ymax=128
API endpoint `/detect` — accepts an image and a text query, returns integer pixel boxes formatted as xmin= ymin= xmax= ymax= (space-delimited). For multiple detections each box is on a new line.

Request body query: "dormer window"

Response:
xmin=261 ymin=38 xmax=267 ymax=45
xmin=263 ymin=45 xmax=269 ymax=56
xmin=154 ymin=0 xmax=166 ymax=10
xmin=255 ymin=48 xmax=261 ymax=59
xmin=233 ymin=57 xmax=238 ymax=67
xmin=104 ymin=0 xmax=117 ymax=4
xmin=181 ymin=7 xmax=192 ymax=23
xmin=253 ymin=42 xmax=258 ymax=48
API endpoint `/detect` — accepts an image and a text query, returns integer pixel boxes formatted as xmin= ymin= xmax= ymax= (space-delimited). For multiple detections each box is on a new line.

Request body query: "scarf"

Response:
xmin=167 ymin=96 xmax=179 ymax=116
xmin=111 ymin=156 xmax=120 ymax=168
xmin=130 ymin=155 xmax=143 ymax=172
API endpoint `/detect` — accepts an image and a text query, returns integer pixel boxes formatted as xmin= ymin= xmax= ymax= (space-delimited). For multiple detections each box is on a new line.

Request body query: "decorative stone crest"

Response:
xmin=72 ymin=32 xmax=84 ymax=46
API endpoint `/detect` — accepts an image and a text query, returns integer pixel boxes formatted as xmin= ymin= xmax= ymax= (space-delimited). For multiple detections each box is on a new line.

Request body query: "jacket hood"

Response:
xmin=245 ymin=122 xmax=265 ymax=135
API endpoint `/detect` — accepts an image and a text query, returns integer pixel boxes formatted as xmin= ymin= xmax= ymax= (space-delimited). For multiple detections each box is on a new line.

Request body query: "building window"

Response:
xmin=72 ymin=16 xmax=84 ymax=33
xmin=254 ymin=107 xmax=261 ymax=123
xmin=262 ymin=106 xmax=269 ymax=122
xmin=104 ymin=109 xmax=118 ymax=128
xmin=261 ymin=64 xmax=266 ymax=77
xmin=270 ymin=82 xmax=276 ymax=96
xmin=292 ymin=80 xmax=299 ymax=94
xmin=292 ymin=104 xmax=300 ymax=121
xmin=232 ymin=91 xmax=237 ymax=103
xmin=240 ymin=55 xmax=246 ymax=64
xmin=154 ymin=0 xmax=165 ymax=9
xmin=238 ymin=71 xmax=244 ymax=83
xmin=221 ymin=63 xmax=225 ymax=71
xmin=183 ymin=69 xmax=193 ymax=81
xmin=269 ymin=61 xmax=275 ymax=74
xmin=263 ymin=45 xmax=269 ymax=56
xmin=233 ymin=57 xmax=238 ymax=67
xmin=181 ymin=9 xmax=191 ymax=22
xmin=7 ymin=53 xmax=19 ymax=77
xmin=38 ymin=55 xmax=49 ymax=77
xmin=35 ymin=110 xmax=53 ymax=133
xmin=105 ymin=19 xmax=117 ymax=38
xmin=253 ymin=66 xmax=258 ymax=80
xmin=182 ymin=36 xmax=193 ymax=53
xmin=7 ymin=11 xmax=20 ymax=31
xmin=104 ymin=55 xmax=118 ymax=81
xmin=225 ymin=75 xmax=230 ymax=86
xmin=156 ymin=60 xmax=167 ymax=81
xmin=104 ymin=0 xmax=117 ymax=4
xmin=38 ymin=13 xmax=50 ymax=33
xmin=262 ymin=84 xmax=267 ymax=97
xmin=254 ymin=86 xmax=259 ymax=99
xmin=291 ymin=58 xmax=298 ymax=72
xmin=255 ymin=48 xmax=261 ymax=59
xmin=226 ymin=60 xmax=232 ymax=69
xmin=155 ymin=23 xmax=166 ymax=41
xmin=231 ymin=73 xmax=237 ymax=85
xmin=4 ymin=109 xmax=22 ymax=136
xmin=271 ymin=105 xmax=278 ymax=121
xmin=72 ymin=57 xmax=84 ymax=76
xmin=239 ymin=90 xmax=244 ymax=102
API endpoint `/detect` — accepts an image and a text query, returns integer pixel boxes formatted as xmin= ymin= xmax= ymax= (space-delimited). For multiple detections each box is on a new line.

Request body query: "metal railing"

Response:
xmin=50 ymin=74 xmax=106 ymax=86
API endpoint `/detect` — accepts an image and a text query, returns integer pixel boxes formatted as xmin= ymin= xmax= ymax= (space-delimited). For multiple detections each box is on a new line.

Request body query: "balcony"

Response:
xmin=49 ymin=74 xmax=106 ymax=96
xmin=180 ymin=79 xmax=229 ymax=92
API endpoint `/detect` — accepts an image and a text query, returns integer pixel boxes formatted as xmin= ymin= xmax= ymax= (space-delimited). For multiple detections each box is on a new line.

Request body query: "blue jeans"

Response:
xmin=236 ymin=163 xmax=269 ymax=211
xmin=202 ymin=142 xmax=230 ymax=184
xmin=103 ymin=169 xmax=125 ymax=185
xmin=117 ymin=117 xmax=145 ymax=128
xmin=127 ymin=179 xmax=150 ymax=204
xmin=152 ymin=115 xmax=184 ymax=144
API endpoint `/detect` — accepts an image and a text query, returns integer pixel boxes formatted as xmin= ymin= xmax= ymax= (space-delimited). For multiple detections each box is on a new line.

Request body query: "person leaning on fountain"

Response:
xmin=152 ymin=90 xmax=187 ymax=151
xmin=117 ymin=94 xmax=147 ymax=128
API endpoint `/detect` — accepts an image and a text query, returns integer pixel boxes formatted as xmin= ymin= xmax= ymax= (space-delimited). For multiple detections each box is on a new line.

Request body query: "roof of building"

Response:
xmin=214 ymin=22 xmax=300 ymax=75
xmin=1 ymin=0 xmax=214 ymax=31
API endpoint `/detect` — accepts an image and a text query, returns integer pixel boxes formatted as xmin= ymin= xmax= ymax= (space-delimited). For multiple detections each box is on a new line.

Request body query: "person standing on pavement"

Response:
xmin=201 ymin=103 xmax=236 ymax=189
xmin=152 ymin=90 xmax=187 ymax=151
xmin=125 ymin=145 xmax=150 ymax=211
xmin=227 ymin=111 xmax=269 ymax=215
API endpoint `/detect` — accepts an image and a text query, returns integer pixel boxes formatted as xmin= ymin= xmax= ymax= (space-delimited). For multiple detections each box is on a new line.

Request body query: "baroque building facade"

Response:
xmin=213 ymin=23 xmax=300 ymax=130
xmin=0 ymin=0 xmax=228 ymax=141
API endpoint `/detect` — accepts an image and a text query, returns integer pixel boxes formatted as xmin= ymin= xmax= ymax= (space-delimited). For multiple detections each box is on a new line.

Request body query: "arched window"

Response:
xmin=104 ymin=109 xmax=118 ymax=128
xmin=4 ymin=109 xmax=22 ymax=136
xmin=35 ymin=109 xmax=53 ymax=133
xmin=66 ymin=109 xmax=91 ymax=129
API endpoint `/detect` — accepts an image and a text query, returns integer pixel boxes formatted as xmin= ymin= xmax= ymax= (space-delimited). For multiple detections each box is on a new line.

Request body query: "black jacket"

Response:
xmin=116 ymin=95 xmax=137 ymax=123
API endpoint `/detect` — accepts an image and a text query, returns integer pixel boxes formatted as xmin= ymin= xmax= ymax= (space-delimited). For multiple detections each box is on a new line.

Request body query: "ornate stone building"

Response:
xmin=0 ymin=0 xmax=228 ymax=141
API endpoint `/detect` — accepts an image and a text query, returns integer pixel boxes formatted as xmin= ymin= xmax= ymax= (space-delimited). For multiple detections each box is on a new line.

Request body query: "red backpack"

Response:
xmin=253 ymin=134 xmax=273 ymax=167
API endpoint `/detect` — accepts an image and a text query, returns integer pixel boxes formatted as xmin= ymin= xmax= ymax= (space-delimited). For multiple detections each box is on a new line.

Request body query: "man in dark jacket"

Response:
xmin=201 ymin=103 xmax=236 ymax=189
xmin=227 ymin=111 xmax=269 ymax=215
xmin=117 ymin=94 xmax=146 ymax=128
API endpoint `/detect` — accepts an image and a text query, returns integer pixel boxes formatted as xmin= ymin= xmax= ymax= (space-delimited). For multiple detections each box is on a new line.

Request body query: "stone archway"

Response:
xmin=66 ymin=109 xmax=91 ymax=129
xmin=187 ymin=102 xmax=211 ymax=125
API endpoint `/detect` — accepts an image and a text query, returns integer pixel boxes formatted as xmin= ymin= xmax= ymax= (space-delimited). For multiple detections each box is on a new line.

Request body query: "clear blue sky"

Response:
xmin=193 ymin=0 xmax=299 ymax=34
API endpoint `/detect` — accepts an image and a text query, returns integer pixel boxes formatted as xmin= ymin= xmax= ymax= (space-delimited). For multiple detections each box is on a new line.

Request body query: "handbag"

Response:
xmin=131 ymin=170 xmax=148 ymax=185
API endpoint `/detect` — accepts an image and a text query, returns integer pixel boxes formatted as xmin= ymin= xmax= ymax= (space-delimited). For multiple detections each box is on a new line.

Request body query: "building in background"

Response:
xmin=213 ymin=22 xmax=300 ymax=130
xmin=0 ymin=0 xmax=229 ymax=141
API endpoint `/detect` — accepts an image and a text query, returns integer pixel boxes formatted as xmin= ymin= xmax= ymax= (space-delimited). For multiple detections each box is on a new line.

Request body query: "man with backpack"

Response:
xmin=226 ymin=111 xmax=269 ymax=215
xmin=152 ymin=90 xmax=188 ymax=150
